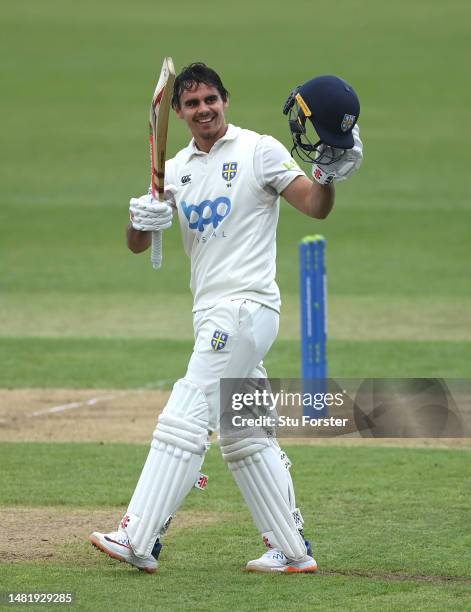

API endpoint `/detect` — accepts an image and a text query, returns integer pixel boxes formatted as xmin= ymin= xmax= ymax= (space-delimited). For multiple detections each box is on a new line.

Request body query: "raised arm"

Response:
xmin=282 ymin=177 xmax=334 ymax=219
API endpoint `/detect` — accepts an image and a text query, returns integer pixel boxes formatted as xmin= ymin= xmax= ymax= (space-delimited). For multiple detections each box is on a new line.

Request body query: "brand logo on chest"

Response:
xmin=181 ymin=197 xmax=232 ymax=232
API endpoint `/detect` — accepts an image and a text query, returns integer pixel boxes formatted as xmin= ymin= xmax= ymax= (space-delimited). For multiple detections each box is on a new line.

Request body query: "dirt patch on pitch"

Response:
xmin=0 ymin=389 xmax=469 ymax=448
xmin=0 ymin=506 xmax=226 ymax=564
xmin=0 ymin=389 xmax=169 ymax=444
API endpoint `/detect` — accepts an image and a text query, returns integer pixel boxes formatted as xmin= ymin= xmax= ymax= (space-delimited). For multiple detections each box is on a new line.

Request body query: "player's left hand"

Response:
xmin=312 ymin=124 xmax=363 ymax=184
xmin=129 ymin=188 xmax=175 ymax=232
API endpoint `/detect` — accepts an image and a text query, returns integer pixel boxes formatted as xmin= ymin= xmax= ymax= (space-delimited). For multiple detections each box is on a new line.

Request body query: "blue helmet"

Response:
xmin=283 ymin=75 xmax=360 ymax=164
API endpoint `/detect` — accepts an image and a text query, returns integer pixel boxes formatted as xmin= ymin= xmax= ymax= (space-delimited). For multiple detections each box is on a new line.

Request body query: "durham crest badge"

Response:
xmin=340 ymin=114 xmax=356 ymax=132
xmin=211 ymin=330 xmax=228 ymax=351
xmin=222 ymin=162 xmax=238 ymax=182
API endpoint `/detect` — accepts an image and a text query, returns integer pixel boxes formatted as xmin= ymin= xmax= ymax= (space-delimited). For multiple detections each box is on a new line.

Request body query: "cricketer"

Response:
xmin=90 ymin=62 xmax=363 ymax=573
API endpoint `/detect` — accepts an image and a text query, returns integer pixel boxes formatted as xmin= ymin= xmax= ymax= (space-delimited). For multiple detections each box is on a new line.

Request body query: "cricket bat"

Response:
xmin=149 ymin=56 xmax=176 ymax=270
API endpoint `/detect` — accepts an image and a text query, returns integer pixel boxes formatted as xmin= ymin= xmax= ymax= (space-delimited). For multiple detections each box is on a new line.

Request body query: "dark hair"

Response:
xmin=172 ymin=62 xmax=229 ymax=109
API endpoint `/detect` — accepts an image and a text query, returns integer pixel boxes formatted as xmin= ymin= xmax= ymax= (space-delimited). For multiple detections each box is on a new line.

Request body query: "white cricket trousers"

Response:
xmin=184 ymin=299 xmax=279 ymax=431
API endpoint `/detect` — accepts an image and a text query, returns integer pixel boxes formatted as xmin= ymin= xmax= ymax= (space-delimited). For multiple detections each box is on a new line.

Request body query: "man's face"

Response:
xmin=176 ymin=83 xmax=228 ymax=145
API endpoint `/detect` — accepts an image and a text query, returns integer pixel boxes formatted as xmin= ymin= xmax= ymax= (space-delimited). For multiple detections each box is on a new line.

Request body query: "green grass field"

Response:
xmin=1 ymin=0 xmax=470 ymax=609
xmin=1 ymin=443 xmax=470 ymax=611
xmin=1 ymin=0 xmax=470 ymax=382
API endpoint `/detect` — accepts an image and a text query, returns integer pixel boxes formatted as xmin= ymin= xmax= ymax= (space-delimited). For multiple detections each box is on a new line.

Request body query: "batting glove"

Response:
xmin=129 ymin=185 xmax=177 ymax=232
xmin=312 ymin=124 xmax=363 ymax=185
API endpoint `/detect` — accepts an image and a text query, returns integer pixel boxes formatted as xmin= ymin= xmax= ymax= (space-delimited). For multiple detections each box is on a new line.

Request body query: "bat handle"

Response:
xmin=151 ymin=230 xmax=162 ymax=270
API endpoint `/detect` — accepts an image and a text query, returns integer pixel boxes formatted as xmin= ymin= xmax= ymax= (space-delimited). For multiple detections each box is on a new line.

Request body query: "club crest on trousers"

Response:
xmin=211 ymin=330 xmax=228 ymax=351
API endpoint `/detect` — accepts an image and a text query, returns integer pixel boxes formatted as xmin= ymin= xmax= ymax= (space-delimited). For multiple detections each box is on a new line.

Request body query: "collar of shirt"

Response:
xmin=183 ymin=124 xmax=240 ymax=162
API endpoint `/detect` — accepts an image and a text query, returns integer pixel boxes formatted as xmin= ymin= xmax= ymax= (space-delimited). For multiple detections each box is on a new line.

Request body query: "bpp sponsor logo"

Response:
xmin=181 ymin=197 xmax=231 ymax=232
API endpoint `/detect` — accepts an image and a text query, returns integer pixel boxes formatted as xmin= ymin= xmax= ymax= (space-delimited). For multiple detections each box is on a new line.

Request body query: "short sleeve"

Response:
xmin=254 ymin=136 xmax=306 ymax=195
xmin=164 ymin=157 xmax=176 ymax=188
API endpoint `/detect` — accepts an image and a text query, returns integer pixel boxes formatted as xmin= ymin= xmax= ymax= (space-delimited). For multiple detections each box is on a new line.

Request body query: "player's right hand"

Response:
xmin=129 ymin=187 xmax=176 ymax=232
xmin=312 ymin=124 xmax=363 ymax=185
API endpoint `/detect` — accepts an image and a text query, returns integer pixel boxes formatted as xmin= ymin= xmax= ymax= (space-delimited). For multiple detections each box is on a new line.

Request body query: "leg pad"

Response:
xmin=124 ymin=379 xmax=209 ymax=558
xmin=220 ymin=436 xmax=306 ymax=561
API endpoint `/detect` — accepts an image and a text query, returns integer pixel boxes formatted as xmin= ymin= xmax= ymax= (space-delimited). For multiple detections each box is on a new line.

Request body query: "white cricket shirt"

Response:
xmin=165 ymin=124 xmax=306 ymax=312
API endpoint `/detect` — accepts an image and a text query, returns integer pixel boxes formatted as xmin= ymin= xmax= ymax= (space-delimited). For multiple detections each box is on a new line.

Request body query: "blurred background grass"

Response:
xmin=1 ymin=6 xmax=470 ymax=607
xmin=1 ymin=0 xmax=470 ymax=386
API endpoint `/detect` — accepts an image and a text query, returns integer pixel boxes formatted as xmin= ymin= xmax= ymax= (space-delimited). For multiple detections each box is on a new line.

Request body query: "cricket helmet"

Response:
xmin=283 ymin=75 xmax=360 ymax=164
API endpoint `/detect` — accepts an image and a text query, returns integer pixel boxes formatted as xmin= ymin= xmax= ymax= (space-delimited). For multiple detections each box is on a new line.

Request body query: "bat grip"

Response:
xmin=151 ymin=230 xmax=162 ymax=270
xmin=150 ymin=180 xmax=165 ymax=271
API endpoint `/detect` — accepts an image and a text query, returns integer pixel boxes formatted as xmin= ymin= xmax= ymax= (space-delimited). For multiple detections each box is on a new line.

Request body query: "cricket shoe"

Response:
xmin=89 ymin=530 xmax=160 ymax=574
xmin=246 ymin=548 xmax=318 ymax=574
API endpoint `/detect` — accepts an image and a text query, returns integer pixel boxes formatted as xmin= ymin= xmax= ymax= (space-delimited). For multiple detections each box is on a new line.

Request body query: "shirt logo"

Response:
xmin=181 ymin=174 xmax=192 ymax=184
xmin=341 ymin=114 xmax=356 ymax=132
xmin=282 ymin=158 xmax=301 ymax=171
xmin=222 ymin=162 xmax=238 ymax=182
xmin=211 ymin=330 xmax=228 ymax=351
xmin=181 ymin=197 xmax=231 ymax=232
